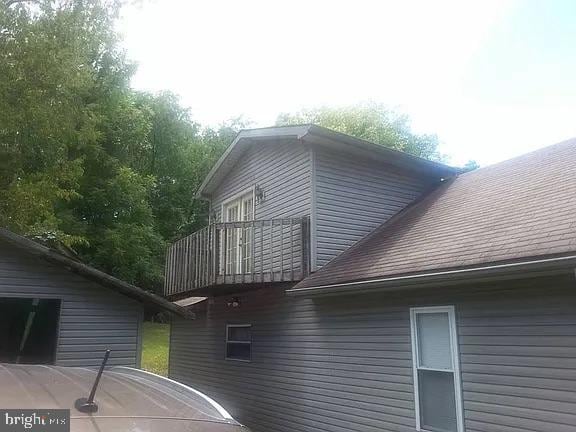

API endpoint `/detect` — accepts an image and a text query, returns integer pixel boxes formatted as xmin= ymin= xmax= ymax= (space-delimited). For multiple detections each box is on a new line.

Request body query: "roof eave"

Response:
xmin=195 ymin=125 xmax=313 ymax=199
xmin=287 ymin=254 xmax=576 ymax=297
xmin=195 ymin=124 xmax=460 ymax=199
xmin=0 ymin=229 xmax=194 ymax=319
xmin=306 ymin=125 xmax=460 ymax=178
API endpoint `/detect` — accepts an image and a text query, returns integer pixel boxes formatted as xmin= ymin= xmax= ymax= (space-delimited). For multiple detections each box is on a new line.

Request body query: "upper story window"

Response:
xmin=222 ymin=190 xmax=255 ymax=275
xmin=226 ymin=324 xmax=252 ymax=361
xmin=410 ymin=306 xmax=464 ymax=432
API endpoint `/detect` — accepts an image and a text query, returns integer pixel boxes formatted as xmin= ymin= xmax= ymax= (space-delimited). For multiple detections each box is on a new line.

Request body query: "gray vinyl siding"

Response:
xmin=210 ymin=140 xmax=311 ymax=221
xmin=170 ymin=275 xmax=576 ymax=432
xmin=0 ymin=241 xmax=143 ymax=367
xmin=208 ymin=140 xmax=311 ymax=277
xmin=314 ymin=148 xmax=430 ymax=268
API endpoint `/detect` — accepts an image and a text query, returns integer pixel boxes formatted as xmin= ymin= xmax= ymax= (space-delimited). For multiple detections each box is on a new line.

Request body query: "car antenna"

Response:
xmin=75 ymin=349 xmax=111 ymax=413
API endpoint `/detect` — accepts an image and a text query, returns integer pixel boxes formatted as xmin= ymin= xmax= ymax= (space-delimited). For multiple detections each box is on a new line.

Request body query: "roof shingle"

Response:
xmin=296 ymin=138 xmax=576 ymax=289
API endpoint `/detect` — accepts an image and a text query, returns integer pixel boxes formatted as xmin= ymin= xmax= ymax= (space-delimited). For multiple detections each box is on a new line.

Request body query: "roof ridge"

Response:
xmin=459 ymin=136 xmax=576 ymax=178
xmin=197 ymin=124 xmax=458 ymax=198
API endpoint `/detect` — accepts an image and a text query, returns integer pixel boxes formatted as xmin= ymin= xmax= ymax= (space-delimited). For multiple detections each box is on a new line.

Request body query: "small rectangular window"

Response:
xmin=410 ymin=306 xmax=464 ymax=432
xmin=226 ymin=324 xmax=251 ymax=361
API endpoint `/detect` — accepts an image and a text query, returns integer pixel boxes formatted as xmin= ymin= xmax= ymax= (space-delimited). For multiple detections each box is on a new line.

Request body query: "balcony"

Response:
xmin=164 ymin=217 xmax=310 ymax=297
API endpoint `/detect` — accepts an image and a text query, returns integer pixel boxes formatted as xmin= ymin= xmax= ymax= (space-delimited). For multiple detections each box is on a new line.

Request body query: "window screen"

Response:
xmin=226 ymin=324 xmax=251 ymax=361
xmin=411 ymin=308 xmax=463 ymax=432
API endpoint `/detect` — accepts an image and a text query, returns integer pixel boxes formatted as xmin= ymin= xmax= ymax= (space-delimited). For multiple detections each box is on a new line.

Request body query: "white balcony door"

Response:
xmin=223 ymin=191 xmax=254 ymax=274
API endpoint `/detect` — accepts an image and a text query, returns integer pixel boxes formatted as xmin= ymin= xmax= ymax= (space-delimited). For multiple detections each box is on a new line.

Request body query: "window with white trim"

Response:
xmin=226 ymin=324 xmax=251 ymax=361
xmin=410 ymin=306 xmax=464 ymax=432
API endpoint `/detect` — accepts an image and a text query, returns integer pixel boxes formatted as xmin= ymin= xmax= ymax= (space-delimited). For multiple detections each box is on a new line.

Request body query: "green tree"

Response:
xmin=462 ymin=159 xmax=480 ymax=172
xmin=276 ymin=101 xmax=442 ymax=161
xmin=0 ymin=0 xmax=238 ymax=291
xmin=0 ymin=0 xmax=122 ymax=243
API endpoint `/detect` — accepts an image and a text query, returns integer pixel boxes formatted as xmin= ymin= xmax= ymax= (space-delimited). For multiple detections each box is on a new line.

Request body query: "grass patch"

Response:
xmin=141 ymin=321 xmax=170 ymax=376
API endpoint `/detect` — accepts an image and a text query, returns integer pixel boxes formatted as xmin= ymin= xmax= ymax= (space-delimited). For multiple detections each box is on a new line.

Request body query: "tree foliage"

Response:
xmin=462 ymin=159 xmax=480 ymax=172
xmin=277 ymin=102 xmax=443 ymax=161
xmin=0 ymin=0 xmax=234 ymax=291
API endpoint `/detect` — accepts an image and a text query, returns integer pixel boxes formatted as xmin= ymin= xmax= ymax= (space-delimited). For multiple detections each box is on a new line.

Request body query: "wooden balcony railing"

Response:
xmin=164 ymin=216 xmax=310 ymax=297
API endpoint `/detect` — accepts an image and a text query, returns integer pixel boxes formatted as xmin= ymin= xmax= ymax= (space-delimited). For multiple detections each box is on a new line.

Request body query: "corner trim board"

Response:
xmin=309 ymin=145 xmax=318 ymax=272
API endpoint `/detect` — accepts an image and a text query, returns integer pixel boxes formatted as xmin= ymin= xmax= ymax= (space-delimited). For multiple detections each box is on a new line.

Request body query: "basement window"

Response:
xmin=410 ymin=306 xmax=464 ymax=432
xmin=0 ymin=298 xmax=61 ymax=364
xmin=225 ymin=324 xmax=251 ymax=361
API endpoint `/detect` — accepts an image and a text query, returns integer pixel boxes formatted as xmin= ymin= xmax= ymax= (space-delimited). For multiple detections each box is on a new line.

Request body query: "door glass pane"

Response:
xmin=223 ymin=193 xmax=254 ymax=274
xmin=418 ymin=370 xmax=457 ymax=432
xmin=225 ymin=229 xmax=238 ymax=274
xmin=241 ymin=197 xmax=253 ymax=273
xmin=241 ymin=228 xmax=252 ymax=273
xmin=242 ymin=197 xmax=253 ymax=221
xmin=225 ymin=204 xmax=239 ymax=274
xmin=417 ymin=312 xmax=452 ymax=370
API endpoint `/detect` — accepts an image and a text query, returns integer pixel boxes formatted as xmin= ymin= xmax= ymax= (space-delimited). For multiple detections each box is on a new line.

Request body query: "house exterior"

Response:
xmin=0 ymin=228 xmax=190 ymax=367
xmin=165 ymin=125 xmax=576 ymax=432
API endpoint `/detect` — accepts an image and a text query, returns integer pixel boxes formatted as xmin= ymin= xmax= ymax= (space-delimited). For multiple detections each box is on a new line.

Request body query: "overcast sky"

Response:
xmin=118 ymin=0 xmax=576 ymax=166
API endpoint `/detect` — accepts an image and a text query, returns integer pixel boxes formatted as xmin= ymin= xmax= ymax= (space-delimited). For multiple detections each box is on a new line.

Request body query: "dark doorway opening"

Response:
xmin=0 ymin=298 xmax=61 ymax=364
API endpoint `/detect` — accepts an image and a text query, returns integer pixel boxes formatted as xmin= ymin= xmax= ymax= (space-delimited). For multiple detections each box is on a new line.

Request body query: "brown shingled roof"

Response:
xmin=294 ymin=138 xmax=576 ymax=290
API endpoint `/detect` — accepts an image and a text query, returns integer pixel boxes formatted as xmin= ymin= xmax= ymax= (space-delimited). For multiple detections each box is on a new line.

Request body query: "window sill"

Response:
xmin=225 ymin=357 xmax=252 ymax=363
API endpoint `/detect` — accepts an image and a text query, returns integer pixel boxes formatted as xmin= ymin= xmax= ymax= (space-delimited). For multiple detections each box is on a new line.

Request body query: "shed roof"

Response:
xmin=291 ymin=138 xmax=576 ymax=293
xmin=0 ymin=228 xmax=193 ymax=318
xmin=196 ymin=124 xmax=459 ymax=198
